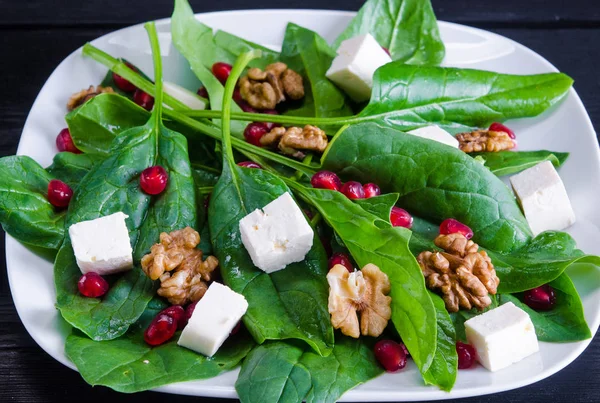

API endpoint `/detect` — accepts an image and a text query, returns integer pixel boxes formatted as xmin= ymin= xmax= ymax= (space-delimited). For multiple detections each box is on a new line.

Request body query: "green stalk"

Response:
xmin=145 ymin=22 xmax=163 ymax=129
xmin=184 ymin=109 xmax=361 ymax=127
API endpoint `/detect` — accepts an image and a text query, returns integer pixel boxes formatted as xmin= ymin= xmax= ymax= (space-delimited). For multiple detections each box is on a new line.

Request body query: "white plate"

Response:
xmin=7 ymin=9 xmax=600 ymax=402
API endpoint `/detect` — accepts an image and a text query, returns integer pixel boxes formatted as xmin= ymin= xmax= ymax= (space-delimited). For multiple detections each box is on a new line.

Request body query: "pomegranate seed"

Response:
xmin=144 ymin=314 xmax=177 ymax=346
xmin=112 ymin=62 xmax=137 ymax=92
xmin=363 ymin=183 xmax=381 ymax=198
xmin=197 ymin=86 xmax=209 ymax=98
xmin=239 ymin=101 xmax=257 ymax=113
xmin=399 ymin=342 xmax=410 ymax=357
xmin=159 ymin=305 xmax=187 ymax=330
xmin=212 ymin=62 xmax=232 ymax=85
xmin=328 ymin=252 xmax=353 ymax=272
xmin=311 ymin=171 xmax=343 ymax=191
xmin=341 ymin=181 xmax=365 ymax=200
xmin=233 ymin=88 xmax=243 ymax=104
xmin=456 ymin=341 xmax=477 ymax=369
xmin=390 ymin=207 xmax=413 ymax=229
xmin=133 ymin=89 xmax=154 ymax=111
xmin=374 ymin=340 xmax=407 ymax=372
xmin=140 ymin=166 xmax=169 ymax=195
xmin=237 ymin=161 xmax=262 ymax=169
xmin=244 ymin=122 xmax=268 ymax=146
xmin=47 ymin=179 xmax=73 ymax=208
xmin=382 ymin=47 xmax=391 ymax=56
xmin=439 ymin=218 xmax=473 ymax=239
xmin=230 ymin=321 xmax=242 ymax=336
xmin=56 ymin=128 xmax=81 ymax=154
xmin=523 ymin=284 xmax=556 ymax=311
xmin=185 ymin=301 xmax=198 ymax=321
xmin=489 ymin=122 xmax=516 ymax=139
xmin=78 ymin=272 xmax=109 ymax=298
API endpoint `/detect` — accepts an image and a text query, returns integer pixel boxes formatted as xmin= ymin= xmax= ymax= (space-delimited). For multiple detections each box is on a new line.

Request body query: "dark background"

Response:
xmin=1 ymin=0 xmax=599 ymax=402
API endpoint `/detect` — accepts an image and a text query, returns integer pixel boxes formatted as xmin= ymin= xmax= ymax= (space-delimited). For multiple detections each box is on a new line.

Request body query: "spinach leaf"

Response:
xmin=214 ymin=30 xmax=280 ymax=69
xmin=55 ymin=22 xmax=198 ymax=341
xmin=280 ymin=23 xmax=353 ymax=118
xmin=354 ymin=193 xmax=399 ymax=221
xmin=499 ymin=274 xmax=591 ymax=342
xmin=473 ymin=150 xmax=569 ymax=177
xmin=323 ymin=122 xmax=532 ymax=252
xmin=333 ymin=0 xmax=445 ymax=65
xmin=289 ymin=184 xmax=437 ymax=375
xmin=236 ymin=337 xmax=383 ymax=403
xmin=0 ymin=156 xmax=65 ymax=249
xmin=422 ymin=292 xmax=458 ymax=392
xmin=46 ymin=152 xmax=104 ymax=189
xmin=65 ymin=298 xmax=255 ymax=393
xmin=208 ymin=50 xmax=334 ymax=355
xmin=360 ymin=64 xmax=573 ymax=133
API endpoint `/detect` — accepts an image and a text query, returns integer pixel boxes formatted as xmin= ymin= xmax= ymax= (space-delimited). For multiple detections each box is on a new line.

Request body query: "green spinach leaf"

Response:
xmin=474 ymin=150 xmax=569 ymax=177
xmin=214 ymin=29 xmax=280 ymax=69
xmin=46 ymin=152 xmax=103 ymax=189
xmin=333 ymin=0 xmax=445 ymax=65
xmin=354 ymin=193 xmax=399 ymax=221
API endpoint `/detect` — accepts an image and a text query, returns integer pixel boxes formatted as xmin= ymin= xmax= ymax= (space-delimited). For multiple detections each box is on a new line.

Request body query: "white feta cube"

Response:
xmin=407 ymin=125 xmax=460 ymax=149
xmin=326 ymin=34 xmax=392 ymax=102
xmin=509 ymin=161 xmax=576 ymax=235
xmin=239 ymin=192 xmax=314 ymax=273
xmin=68 ymin=212 xmax=133 ymax=275
xmin=163 ymin=81 xmax=207 ymax=110
xmin=465 ymin=302 xmax=539 ymax=372
xmin=178 ymin=282 xmax=248 ymax=357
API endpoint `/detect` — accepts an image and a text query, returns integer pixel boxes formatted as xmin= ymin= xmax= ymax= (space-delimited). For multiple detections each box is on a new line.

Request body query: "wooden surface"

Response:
xmin=1 ymin=0 xmax=599 ymax=402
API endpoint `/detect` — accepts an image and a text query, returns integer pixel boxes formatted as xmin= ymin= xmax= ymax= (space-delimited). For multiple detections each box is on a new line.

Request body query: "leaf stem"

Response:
xmin=144 ymin=22 xmax=163 ymax=127
xmin=185 ymin=109 xmax=362 ymax=127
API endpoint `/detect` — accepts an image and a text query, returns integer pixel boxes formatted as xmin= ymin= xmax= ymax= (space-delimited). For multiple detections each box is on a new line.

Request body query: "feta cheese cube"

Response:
xmin=178 ymin=282 xmax=248 ymax=357
xmin=407 ymin=125 xmax=460 ymax=149
xmin=163 ymin=81 xmax=207 ymax=110
xmin=326 ymin=34 xmax=392 ymax=102
xmin=68 ymin=212 xmax=133 ymax=275
xmin=509 ymin=161 xmax=576 ymax=235
xmin=239 ymin=192 xmax=314 ymax=273
xmin=465 ymin=302 xmax=539 ymax=372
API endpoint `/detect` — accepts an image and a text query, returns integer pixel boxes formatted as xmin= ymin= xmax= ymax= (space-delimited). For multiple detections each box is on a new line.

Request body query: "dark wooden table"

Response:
xmin=1 ymin=0 xmax=599 ymax=401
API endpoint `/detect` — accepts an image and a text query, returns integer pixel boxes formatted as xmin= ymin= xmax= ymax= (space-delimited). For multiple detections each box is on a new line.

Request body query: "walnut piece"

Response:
xmin=260 ymin=125 xmax=328 ymax=159
xmin=141 ymin=227 xmax=218 ymax=305
xmin=240 ymin=62 xmax=304 ymax=110
xmin=417 ymin=233 xmax=500 ymax=313
xmin=456 ymin=129 xmax=515 ymax=153
xmin=327 ymin=263 xmax=392 ymax=338
xmin=67 ymin=85 xmax=114 ymax=110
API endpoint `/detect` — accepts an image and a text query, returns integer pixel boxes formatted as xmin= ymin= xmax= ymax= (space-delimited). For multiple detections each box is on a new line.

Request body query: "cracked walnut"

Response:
xmin=67 ymin=85 xmax=114 ymax=111
xmin=260 ymin=125 xmax=328 ymax=159
xmin=456 ymin=129 xmax=515 ymax=153
xmin=239 ymin=62 xmax=304 ymax=110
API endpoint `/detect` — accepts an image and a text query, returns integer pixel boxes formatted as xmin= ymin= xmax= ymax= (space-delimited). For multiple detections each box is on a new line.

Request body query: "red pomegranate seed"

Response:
xmin=363 ymin=183 xmax=381 ymax=198
xmin=212 ymin=62 xmax=233 ymax=85
xmin=374 ymin=340 xmax=407 ymax=372
xmin=390 ymin=207 xmax=413 ymax=229
xmin=328 ymin=252 xmax=353 ymax=272
xmin=311 ymin=171 xmax=343 ymax=191
xmin=439 ymin=218 xmax=473 ymax=239
xmin=233 ymin=88 xmax=243 ymax=104
xmin=230 ymin=321 xmax=242 ymax=336
xmin=144 ymin=314 xmax=177 ymax=346
xmin=159 ymin=305 xmax=187 ymax=330
xmin=56 ymin=128 xmax=81 ymax=154
xmin=489 ymin=122 xmax=516 ymax=139
xmin=239 ymin=101 xmax=257 ymax=113
xmin=399 ymin=342 xmax=410 ymax=357
xmin=456 ymin=341 xmax=477 ymax=369
xmin=237 ymin=161 xmax=263 ymax=169
xmin=523 ymin=284 xmax=556 ymax=311
xmin=244 ymin=122 xmax=268 ymax=146
xmin=78 ymin=272 xmax=109 ymax=298
xmin=47 ymin=179 xmax=73 ymax=208
xmin=140 ymin=166 xmax=168 ymax=195
xmin=112 ymin=62 xmax=137 ymax=92
xmin=133 ymin=89 xmax=154 ymax=111
xmin=197 ymin=86 xmax=209 ymax=99
xmin=341 ymin=181 xmax=365 ymax=200
xmin=185 ymin=301 xmax=198 ymax=321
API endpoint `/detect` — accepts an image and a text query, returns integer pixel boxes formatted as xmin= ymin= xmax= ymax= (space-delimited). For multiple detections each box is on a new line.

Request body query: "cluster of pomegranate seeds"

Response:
xmin=47 ymin=179 xmax=73 ymax=208
xmin=363 ymin=183 xmax=381 ymax=198
xmin=489 ymin=122 xmax=516 ymax=140
xmin=244 ymin=122 xmax=268 ymax=146
xmin=390 ymin=207 xmax=413 ymax=229
xmin=341 ymin=181 xmax=365 ymax=200
xmin=439 ymin=218 xmax=473 ymax=239
xmin=140 ymin=166 xmax=169 ymax=195
xmin=133 ymin=89 xmax=155 ymax=111
xmin=197 ymin=86 xmax=209 ymax=99
xmin=78 ymin=272 xmax=109 ymax=298
xmin=144 ymin=314 xmax=177 ymax=346
xmin=523 ymin=284 xmax=556 ymax=311
xmin=328 ymin=252 xmax=353 ymax=272
xmin=212 ymin=62 xmax=233 ymax=85
xmin=374 ymin=340 xmax=407 ymax=372
xmin=56 ymin=128 xmax=81 ymax=154
xmin=311 ymin=171 xmax=343 ymax=191
xmin=112 ymin=62 xmax=138 ymax=93
xmin=237 ymin=161 xmax=263 ymax=169
xmin=456 ymin=341 xmax=477 ymax=369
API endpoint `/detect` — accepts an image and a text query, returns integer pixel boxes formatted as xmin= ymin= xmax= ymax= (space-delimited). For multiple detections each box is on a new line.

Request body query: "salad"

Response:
xmin=2 ymin=0 xmax=598 ymax=401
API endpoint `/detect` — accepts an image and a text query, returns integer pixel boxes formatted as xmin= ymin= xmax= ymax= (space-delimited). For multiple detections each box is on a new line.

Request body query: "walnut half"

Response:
xmin=260 ymin=125 xmax=328 ymax=159
xmin=417 ymin=233 xmax=500 ymax=312
xmin=141 ymin=227 xmax=218 ymax=305
xmin=240 ymin=62 xmax=304 ymax=110
xmin=456 ymin=129 xmax=515 ymax=153
xmin=67 ymin=85 xmax=114 ymax=110
xmin=327 ymin=263 xmax=391 ymax=338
